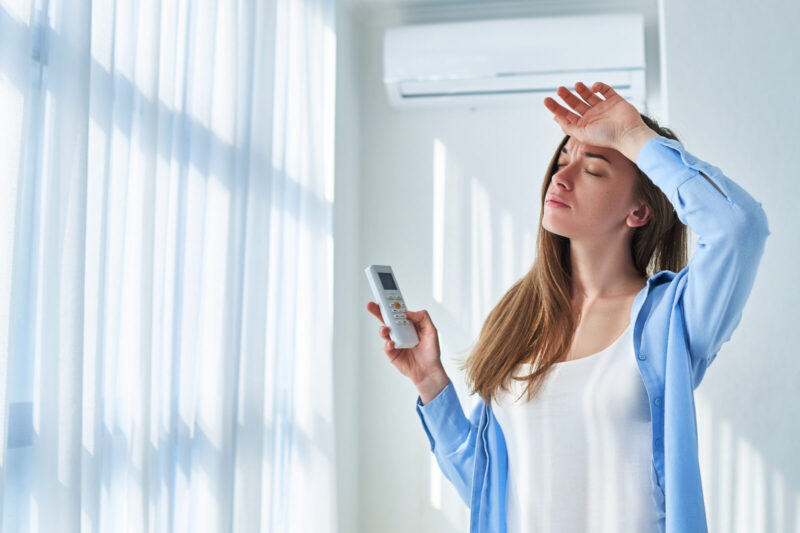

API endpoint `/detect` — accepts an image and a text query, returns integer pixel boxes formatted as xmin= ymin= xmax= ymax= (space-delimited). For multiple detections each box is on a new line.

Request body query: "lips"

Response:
xmin=546 ymin=195 xmax=570 ymax=207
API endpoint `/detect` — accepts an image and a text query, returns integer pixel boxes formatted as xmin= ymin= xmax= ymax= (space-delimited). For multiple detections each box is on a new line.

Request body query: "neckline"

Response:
xmin=524 ymin=321 xmax=633 ymax=370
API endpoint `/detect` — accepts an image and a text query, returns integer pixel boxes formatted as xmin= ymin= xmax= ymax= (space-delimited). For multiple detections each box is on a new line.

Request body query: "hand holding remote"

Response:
xmin=366 ymin=302 xmax=450 ymax=404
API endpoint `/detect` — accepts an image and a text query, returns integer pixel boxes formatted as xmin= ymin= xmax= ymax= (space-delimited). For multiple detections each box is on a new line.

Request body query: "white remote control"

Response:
xmin=364 ymin=265 xmax=419 ymax=349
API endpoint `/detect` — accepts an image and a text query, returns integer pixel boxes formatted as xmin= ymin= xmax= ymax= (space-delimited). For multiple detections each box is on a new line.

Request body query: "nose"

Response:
xmin=552 ymin=162 xmax=577 ymax=188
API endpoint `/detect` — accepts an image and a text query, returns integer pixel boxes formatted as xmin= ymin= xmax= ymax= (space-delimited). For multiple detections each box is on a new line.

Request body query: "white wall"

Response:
xmin=334 ymin=0 xmax=799 ymax=531
xmin=332 ymin=1 xmax=363 ymax=533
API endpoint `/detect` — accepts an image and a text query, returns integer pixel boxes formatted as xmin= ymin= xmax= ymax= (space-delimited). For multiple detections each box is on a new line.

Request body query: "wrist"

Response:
xmin=416 ymin=367 xmax=450 ymax=405
xmin=617 ymin=125 xmax=660 ymax=164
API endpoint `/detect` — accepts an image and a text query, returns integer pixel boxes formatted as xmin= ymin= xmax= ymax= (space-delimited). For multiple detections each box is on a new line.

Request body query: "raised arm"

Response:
xmin=631 ymin=133 xmax=770 ymax=385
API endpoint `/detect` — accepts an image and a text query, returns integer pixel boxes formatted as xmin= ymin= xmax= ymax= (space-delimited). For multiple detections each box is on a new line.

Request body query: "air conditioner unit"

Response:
xmin=383 ymin=14 xmax=647 ymax=111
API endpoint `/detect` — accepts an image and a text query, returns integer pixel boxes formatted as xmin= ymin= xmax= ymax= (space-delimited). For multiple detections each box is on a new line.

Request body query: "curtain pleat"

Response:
xmin=0 ymin=0 xmax=337 ymax=531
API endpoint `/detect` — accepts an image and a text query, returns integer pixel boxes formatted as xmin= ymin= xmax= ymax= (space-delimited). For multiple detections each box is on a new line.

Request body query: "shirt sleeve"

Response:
xmin=636 ymin=135 xmax=770 ymax=386
xmin=415 ymin=380 xmax=482 ymax=507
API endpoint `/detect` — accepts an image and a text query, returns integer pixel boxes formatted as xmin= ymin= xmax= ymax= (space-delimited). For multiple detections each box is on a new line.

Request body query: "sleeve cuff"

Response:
xmin=415 ymin=380 xmax=471 ymax=455
xmin=636 ymin=135 xmax=722 ymax=204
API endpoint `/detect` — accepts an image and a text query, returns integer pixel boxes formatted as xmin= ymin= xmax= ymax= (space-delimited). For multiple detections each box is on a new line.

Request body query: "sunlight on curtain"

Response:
xmin=0 ymin=0 xmax=337 ymax=531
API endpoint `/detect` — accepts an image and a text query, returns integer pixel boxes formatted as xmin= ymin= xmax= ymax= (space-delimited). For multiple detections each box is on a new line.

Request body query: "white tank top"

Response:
xmin=491 ymin=321 xmax=664 ymax=533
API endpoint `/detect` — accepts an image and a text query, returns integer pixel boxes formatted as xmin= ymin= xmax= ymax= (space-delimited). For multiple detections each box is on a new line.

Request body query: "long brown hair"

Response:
xmin=453 ymin=114 xmax=689 ymax=405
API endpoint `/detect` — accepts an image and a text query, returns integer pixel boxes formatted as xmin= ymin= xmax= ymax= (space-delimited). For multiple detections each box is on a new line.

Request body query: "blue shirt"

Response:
xmin=415 ymin=135 xmax=771 ymax=533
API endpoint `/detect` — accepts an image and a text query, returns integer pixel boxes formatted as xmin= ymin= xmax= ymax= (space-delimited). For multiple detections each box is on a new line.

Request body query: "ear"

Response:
xmin=627 ymin=202 xmax=651 ymax=228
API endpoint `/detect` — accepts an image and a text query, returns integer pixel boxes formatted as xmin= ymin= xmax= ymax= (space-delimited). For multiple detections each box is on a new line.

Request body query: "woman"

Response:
xmin=366 ymin=81 xmax=770 ymax=533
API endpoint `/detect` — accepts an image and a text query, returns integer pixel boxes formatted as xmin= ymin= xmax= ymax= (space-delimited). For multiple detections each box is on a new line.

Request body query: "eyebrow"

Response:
xmin=560 ymin=146 xmax=611 ymax=164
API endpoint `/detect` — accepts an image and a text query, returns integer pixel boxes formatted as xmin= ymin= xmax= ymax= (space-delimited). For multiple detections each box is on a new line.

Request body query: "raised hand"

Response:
xmin=543 ymin=81 xmax=649 ymax=153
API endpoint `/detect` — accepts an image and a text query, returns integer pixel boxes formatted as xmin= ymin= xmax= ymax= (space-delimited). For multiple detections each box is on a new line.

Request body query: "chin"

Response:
xmin=543 ymin=227 xmax=570 ymax=239
xmin=542 ymin=219 xmax=571 ymax=239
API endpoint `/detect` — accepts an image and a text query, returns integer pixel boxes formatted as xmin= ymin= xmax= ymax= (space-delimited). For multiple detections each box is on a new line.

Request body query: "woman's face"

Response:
xmin=542 ymin=137 xmax=648 ymax=239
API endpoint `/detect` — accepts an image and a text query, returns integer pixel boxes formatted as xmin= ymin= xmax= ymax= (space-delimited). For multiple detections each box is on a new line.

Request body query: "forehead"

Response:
xmin=561 ymin=138 xmax=613 ymax=164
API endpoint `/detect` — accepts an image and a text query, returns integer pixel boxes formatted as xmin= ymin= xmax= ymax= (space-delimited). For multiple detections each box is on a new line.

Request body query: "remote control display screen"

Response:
xmin=378 ymin=272 xmax=398 ymax=290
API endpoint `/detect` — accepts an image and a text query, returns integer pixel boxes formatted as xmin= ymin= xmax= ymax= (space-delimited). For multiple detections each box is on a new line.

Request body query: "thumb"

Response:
xmin=553 ymin=114 xmax=575 ymax=134
xmin=405 ymin=309 xmax=434 ymax=331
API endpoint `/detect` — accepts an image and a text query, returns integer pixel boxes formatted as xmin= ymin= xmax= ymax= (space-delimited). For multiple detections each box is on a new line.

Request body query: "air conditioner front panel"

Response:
xmin=384 ymin=14 xmax=646 ymax=82
xmin=383 ymin=13 xmax=647 ymax=110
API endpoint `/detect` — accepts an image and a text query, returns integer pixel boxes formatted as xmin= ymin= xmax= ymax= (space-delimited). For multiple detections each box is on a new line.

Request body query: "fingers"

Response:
xmin=384 ymin=339 xmax=400 ymax=360
xmin=379 ymin=327 xmax=396 ymax=350
xmin=367 ymin=302 xmax=400 ymax=356
xmin=366 ymin=301 xmax=385 ymax=324
xmin=590 ymin=81 xmax=617 ymax=100
xmin=543 ymin=81 xmax=616 ymax=122
xmin=556 ymin=85 xmax=592 ymax=116
xmin=378 ymin=326 xmax=398 ymax=355
xmin=543 ymin=95 xmax=581 ymax=125
xmin=574 ymin=81 xmax=603 ymax=106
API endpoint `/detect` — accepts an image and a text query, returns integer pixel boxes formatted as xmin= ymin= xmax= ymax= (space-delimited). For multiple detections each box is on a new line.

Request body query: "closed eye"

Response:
xmin=555 ymin=163 xmax=601 ymax=177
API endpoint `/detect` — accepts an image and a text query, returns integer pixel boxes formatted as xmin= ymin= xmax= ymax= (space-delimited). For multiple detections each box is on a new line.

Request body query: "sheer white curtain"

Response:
xmin=0 ymin=0 xmax=337 ymax=531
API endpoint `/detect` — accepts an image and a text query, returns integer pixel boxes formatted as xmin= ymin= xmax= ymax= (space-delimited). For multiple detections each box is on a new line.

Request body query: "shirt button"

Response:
xmin=654 ymin=397 xmax=662 ymax=406
xmin=655 ymin=437 xmax=662 ymax=446
xmin=637 ymin=352 xmax=647 ymax=360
